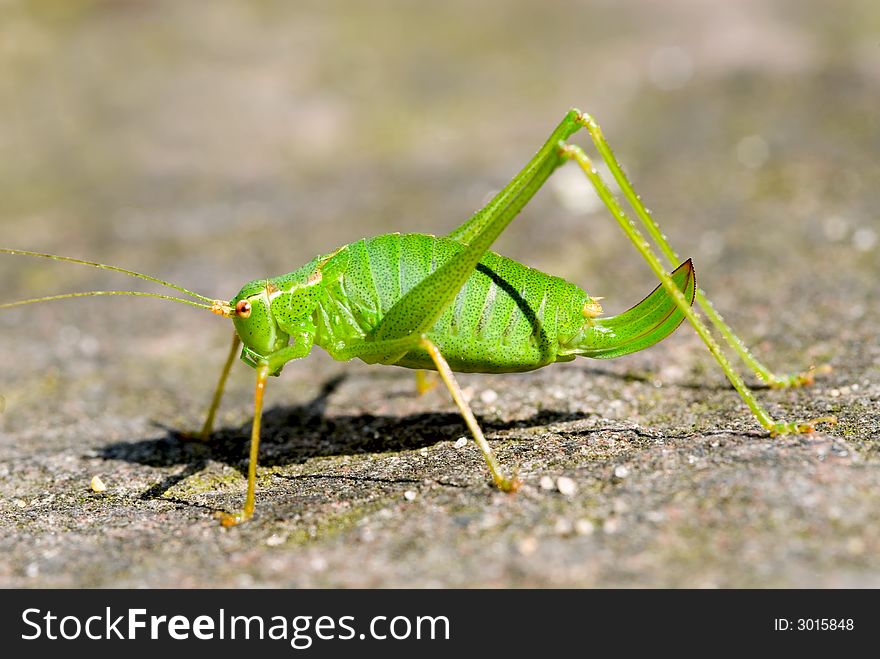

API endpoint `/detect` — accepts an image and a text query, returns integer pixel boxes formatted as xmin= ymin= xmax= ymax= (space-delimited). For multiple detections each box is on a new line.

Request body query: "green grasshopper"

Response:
xmin=1 ymin=109 xmax=835 ymax=525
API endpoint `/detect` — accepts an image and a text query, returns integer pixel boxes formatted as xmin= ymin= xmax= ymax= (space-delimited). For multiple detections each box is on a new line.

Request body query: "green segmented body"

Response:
xmin=327 ymin=232 xmax=587 ymax=372
xmin=232 ymin=231 xmax=696 ymax=376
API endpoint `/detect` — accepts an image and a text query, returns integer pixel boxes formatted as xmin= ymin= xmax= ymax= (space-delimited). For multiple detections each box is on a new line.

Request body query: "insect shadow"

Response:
xmin=579 ymin=365 xmax=772 ymax=391
xmin=96 ymin=374 xmax=590 ymax=504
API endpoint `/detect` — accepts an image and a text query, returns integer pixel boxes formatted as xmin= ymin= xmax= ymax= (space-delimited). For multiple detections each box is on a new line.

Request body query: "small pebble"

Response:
xmin=554 ymin=518 xmax=573 ymax=535
xmin=265 ymin=533 xmax=287 ymax=547
xmin=822 ymin=215 xmax=849 ymax=242
xmin=613 ymin=465 xmax=629 ymax=479
xmin=310 ymin=556 xmax=328 ymax=572
xmin=853 ymin=227 xmax=877 ymax=252
xmin=403 ymin=490 xmax=417 ymax=501
xmin=518 ymin=536 xmax=538 ymax=556
xmin=575 ymin=519 xmax=595 ymax=536
xmin=480 ymin=389 xmax=498 ymax=404
xmin=90 ymin=475 xmax=107 ymax=493
xmin=603 ymin=517 xmax=621 ymax=534
xmin=846 ymin=537 xmax=866 ymax=556
xmin=556 ymin=476 xmax=577 ymax=497
xmin=454 ymin=437 xmax=468 ymax=449
xmin=539 ymin=476 xmax=555 ymax=491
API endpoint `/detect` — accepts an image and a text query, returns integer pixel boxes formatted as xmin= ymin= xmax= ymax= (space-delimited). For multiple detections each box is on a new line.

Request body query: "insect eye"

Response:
xmin=235 ymin=300 xmax=252 ymax=318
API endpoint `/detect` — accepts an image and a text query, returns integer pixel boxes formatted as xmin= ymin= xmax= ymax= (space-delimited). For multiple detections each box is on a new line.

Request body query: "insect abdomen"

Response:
xmin=332 ymin=233 xmax=589 ymax=373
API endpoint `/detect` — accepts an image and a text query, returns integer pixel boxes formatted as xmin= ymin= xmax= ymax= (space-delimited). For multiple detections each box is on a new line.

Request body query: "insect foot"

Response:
xmin=767 ymin=364 xmax=833 ymax=389
xmin=497 ymin=475 xmax=523 ymax=493
xmin=769 ymin=415 xmax=838 ymax=437
xmin=216 ymin=510 xmax=252 ymax=528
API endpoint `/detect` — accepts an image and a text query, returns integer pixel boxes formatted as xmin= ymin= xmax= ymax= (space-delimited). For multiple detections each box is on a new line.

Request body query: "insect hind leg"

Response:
xmin=558 ymin=129 xmax=835 ymax=436
xmin=576 ymin=113 xmax=825 ymax=389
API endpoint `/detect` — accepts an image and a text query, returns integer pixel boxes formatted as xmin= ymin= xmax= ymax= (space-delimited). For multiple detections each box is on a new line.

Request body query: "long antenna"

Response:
xmin=0 ymin=248 xmax=214 ymax=303
xmin=0 ymin=291 xmax=214 ymax=312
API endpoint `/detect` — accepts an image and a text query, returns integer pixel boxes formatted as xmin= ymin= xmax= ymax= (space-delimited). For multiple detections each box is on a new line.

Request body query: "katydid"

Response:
xmin=1 ymin=109 xmax=835 ymax=525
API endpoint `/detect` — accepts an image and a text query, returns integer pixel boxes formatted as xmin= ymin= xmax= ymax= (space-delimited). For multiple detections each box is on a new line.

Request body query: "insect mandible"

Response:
xmin=1 ymin=109 xmax=836 ymax=525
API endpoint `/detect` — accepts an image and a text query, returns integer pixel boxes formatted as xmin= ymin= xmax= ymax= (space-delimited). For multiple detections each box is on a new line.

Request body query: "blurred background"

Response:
xmin=2 ymin=0 xmax=877 ymax=304
xmin=0 ymin=0 xmax=878 ymax=587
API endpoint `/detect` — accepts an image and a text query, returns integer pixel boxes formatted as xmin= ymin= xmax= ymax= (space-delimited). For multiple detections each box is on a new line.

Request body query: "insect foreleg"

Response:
xmin=577 ymin=114 xmax=822 ymax=388
xmin=195 ymin=332 xmax=242 ymax=440
xmin=558 ymin=141 xmax=835 ymax=436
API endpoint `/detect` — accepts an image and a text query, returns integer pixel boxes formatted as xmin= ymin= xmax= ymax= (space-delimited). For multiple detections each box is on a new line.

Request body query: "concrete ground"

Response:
xmin=0 ymin=0 xmax=878 ymax=587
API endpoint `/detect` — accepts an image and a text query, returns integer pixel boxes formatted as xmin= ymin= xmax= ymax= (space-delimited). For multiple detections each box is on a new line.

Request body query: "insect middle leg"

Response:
xmin=337 ymin=337 xmax=518 ymax=491
xmin=420 ymin=338 xmax=520 ymax=491
xmin=218 ymin=334 xmax=317 ymax=524
xmin=415 ymin=369 xmax=439 ymax=395
xmin=218 ymin=361 xmax=269 ymax=527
